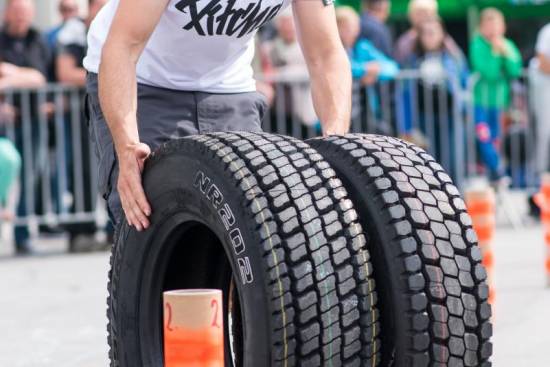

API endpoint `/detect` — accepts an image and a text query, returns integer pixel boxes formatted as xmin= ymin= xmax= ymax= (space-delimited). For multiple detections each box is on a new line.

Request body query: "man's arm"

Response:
xmin=99 ymin=0 xmax=169 ymax=231
xmin=0 ymin=62 xmax=46 ymax=90
xmin=56 ymin=54 xmax=86 ymax=86
xmin=293 ymin=1 xmax=352 ymax=136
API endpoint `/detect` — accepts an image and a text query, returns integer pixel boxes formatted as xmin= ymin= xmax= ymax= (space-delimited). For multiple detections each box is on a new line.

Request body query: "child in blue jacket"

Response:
xmin=336 ymin=6 xmax=399 ymax=84
xmin=336 ymin=6 xmax=399 ymax=133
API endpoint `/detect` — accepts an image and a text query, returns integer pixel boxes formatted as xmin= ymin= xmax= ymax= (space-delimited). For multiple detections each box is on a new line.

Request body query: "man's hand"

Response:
xmin=361 ymin=62 xmax=381 ymax=86
xmin=323 ymin=123 xmax=348 ymax=137
xmin=117 ymin=142 xmax=152 ymax=231
xmin=0 ymin=62 xmax=18 ymax=77
xmin=0 ymin=62 xmax=46 ymax=90
xmin=0 ymin=103 xmax=16 ymax=125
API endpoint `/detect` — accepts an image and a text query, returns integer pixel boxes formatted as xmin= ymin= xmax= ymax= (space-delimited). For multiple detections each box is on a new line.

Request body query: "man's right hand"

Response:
xmin=117 ymin=142 xmax=152 ymax=231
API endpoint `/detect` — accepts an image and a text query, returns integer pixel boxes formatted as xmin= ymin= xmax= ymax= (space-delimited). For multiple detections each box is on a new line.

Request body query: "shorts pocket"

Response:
xmin=98 ymin=143 xmax=117 ymax=201
xmin=86 ymin=93 xmax=116 ymax=200
xmin=255 ymin=91 xmax=269 ymax=123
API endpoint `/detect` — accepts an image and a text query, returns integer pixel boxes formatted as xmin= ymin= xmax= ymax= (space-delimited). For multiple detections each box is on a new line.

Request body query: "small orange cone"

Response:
xmin=534 ymin=174 xmax=550 ymax=287
xmin=466 ymin=186 xmax=496 ymax=304
xmin=164 ymin=289 xmax=224 ymax=367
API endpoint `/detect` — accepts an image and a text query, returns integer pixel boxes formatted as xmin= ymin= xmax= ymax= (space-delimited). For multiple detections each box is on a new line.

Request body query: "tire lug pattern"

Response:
xmin=109 ymin=132 xmax=382 ymax=366
xmin=309 ymin=134 xmax=493 ymax=367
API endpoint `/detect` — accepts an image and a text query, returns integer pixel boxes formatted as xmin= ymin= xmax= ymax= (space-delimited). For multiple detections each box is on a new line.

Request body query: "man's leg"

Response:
xmin=475 ymin=106 xmax=502 ymax=180
xmin=86 ymin=74 xmax=200 ymax=226
xmin=488 ymin=107 xmax=504 ymax=179
xmin=195 ymin=91 xmax=267 ymax=133
xmin=13 ymin=122 xmax=31 ymax=253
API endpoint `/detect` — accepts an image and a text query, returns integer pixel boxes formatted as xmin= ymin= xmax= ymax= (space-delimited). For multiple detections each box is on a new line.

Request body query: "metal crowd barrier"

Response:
xmin=0 ymin=71 xmax=542 ymax=235
xmin=0 ymin=85 xmax=106 ymax=238
xmin=262 ymin=70 xmax=542 ymax=191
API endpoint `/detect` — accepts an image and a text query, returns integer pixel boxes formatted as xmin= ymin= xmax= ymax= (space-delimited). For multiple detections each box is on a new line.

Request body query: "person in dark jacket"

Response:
xmin=54 ymin=0 xmax=110 ymax=252
xmin=0 ymin=0 xmax=50 ymax=255
xmin=359 ymin=0 xmax=392 ymax=58
xmin=395 ymin=0 xmax=461 ymax=65
xmin=0 ymin=0 xmax=49 ymax=89
xmin=401 ymin=18 xmax=468 ymax=181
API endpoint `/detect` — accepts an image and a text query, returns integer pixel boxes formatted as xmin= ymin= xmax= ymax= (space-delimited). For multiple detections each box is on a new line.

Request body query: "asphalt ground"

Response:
xmin=0 ymin=224 xmax=549 ymax=366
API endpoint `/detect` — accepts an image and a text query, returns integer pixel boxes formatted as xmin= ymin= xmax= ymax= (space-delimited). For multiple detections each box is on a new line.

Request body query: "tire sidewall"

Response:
xmin=310 ymin=140 xmax=411 ymax=365
xmin=109 ymin=152 xmax=272 ymax=367
xmin=337 ymin=157 xmax=408 ymax=364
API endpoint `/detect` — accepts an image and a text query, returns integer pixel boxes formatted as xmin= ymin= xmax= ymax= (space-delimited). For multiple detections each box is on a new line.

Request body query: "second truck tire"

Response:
xmin=107 ymin=132 xmax=380 ymax=367
xmin=309 ymin=134 xmax=493 ymax=367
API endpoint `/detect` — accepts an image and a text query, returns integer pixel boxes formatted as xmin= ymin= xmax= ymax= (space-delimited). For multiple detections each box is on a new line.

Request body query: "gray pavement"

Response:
xmin=0 ymin=225 xmax=549 ymax=366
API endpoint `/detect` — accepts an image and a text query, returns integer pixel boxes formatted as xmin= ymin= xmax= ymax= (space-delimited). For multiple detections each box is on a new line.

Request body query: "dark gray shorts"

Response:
xmin=85 ymin=73 xmax=267 ymax=224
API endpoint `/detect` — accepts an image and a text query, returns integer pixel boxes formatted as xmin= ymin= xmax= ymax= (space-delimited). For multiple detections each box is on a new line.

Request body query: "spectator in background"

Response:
xmin=336 ymin=6 xmax=398 ymax=134
xmin=359 ymin=0 xmax=392 ymax=58
xmin=0 ymin=0 xmax=49 ymax=255
xmin=55 ymin=0 xmax=108 ymax=252
xmin=0 ymin=0 xmax=49 ymax=90
xmin=267 ymin=8 xmax=317 ymax=128
xmin=401 ymin=18 xmax=468 ymax=178
xmin=252 ymin=37 xmax=275 ymax=107
xmin=0 ymin=101 xmax=21 ymax=223
xmin=56 ymin=0 xmax=107 ymax=86
xmin=336 ymin=6 xmax=398 ymax=86
xmin=394 ymin=0 xmax=461 ymax=65
xmin=470 ymin=8 xmax=521 ymax=182
xmin=530 ymin=23 xmax=550 ymax=175
xmin=45 ymin=0 xmax=79 ymax=51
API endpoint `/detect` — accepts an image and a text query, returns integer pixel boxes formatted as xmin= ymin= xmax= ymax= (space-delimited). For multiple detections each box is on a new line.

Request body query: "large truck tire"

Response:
xmin=309 ymin=134 xmax=493 ymax=367
xmin=107 ymin=132 xmax=380 ymax=367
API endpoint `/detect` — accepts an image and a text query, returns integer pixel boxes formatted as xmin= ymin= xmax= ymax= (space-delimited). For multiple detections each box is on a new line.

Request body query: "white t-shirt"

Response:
xmin=536 ymin=24 xmax=550 ymax=59
xmin=83 ymin=0 xmax=291 ymax=93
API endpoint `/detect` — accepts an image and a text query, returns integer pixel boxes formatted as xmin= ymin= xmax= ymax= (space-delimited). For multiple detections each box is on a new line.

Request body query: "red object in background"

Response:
xmin=466 ymin=187 xmax=496 ymax=304
xmin=534 ymin=174 xmax=550 ymax=287
xmin=163 ymin=289 xmax=224 ymax=367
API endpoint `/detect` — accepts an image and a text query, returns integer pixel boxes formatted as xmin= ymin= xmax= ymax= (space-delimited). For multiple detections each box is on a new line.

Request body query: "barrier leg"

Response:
xmin=163 ymin=289 xmax=224 ymax=367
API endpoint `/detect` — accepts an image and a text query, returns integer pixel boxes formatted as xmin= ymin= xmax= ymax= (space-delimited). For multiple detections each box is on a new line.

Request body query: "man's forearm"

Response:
xmin=61 ymin=69 xmax=87 ymax=87
xmin=98 ymin=42 xmax=141 ymax=155
xmin=57 ymin=55 xmax=87 ymax=86
xmin=0 ymin=68 xmax=46 ymax=89
xmin=309 ymin=48 xmax=352 ymax=135
xmin=293 ymin=1 xmax=352 ymax=135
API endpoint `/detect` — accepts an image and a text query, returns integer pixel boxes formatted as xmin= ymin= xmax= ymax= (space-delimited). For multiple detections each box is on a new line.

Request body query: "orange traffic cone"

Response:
xmin=164 ymin=289 xmax=224 ymax=367
xmin=466 ymin=186 xmax=496 ymax=304
xmin=534 ymin=174 xmax=550 ymax=287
